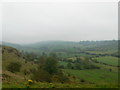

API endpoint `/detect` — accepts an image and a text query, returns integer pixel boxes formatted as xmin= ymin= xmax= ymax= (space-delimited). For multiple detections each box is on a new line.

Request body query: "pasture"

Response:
xmin=95 ymin=56 xmax=118 ymax=66
xmin=64 ymin=69 xmax=118 ymax=84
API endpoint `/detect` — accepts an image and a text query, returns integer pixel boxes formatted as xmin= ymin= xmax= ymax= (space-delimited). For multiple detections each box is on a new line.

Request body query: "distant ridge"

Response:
xmin=2 ymin=41 xmax=23 ymax=50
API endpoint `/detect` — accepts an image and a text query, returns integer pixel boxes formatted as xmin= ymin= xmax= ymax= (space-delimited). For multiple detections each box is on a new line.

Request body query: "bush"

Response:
xmin=32 ymin=69 xmax=51 ymax=82
xmin=75 ymin=63 xmax=83 ymax=70
xmin=55 ymin=70 xmax=70 ymax=83
xmin=7 ymin=62 xmax=21 ymax=73
xmin=80 ymin=79 xmax=85 ymax=83
xmin=59 ymin=65 xmax=65 ymax=69
xmin=44 ymin=57 xmax=58 ymax=74
xmin=67 ymin=62 xmax=73 ymax=69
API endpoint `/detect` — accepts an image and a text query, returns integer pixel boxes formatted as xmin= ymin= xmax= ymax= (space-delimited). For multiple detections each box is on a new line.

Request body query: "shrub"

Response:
xmin=7 ymin=62 xmax=21 ymax=73
xmin=59 ymin=65 xmax=65 ymax=69
xmin=67 ymin=62 xmax=73 ymax=69
xmin=44 ymin=57 xmax=58 ymax=74
xmin=32 ymin=69 xmax=51 ymax=82
xmin=109 ymin=68 xmax=112 ymax=72
xmin=75 ymin=63 xmax=82 ymax=70
xmin=80 ymin=79 xmax=85 ymax=83
xmin=51 ymin=75 xmax=60 ymax=83
xmin=55 ymin=71 xmax=70 ymax=83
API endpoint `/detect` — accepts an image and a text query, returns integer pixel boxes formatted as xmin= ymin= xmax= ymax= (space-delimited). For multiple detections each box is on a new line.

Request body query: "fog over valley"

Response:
xmin=2 ymin=2 xmax=118 ymax=44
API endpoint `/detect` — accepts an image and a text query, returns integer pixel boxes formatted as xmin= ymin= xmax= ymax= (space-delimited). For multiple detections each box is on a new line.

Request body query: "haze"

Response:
xmin=2 ymin=1 xmax=118 ymax=44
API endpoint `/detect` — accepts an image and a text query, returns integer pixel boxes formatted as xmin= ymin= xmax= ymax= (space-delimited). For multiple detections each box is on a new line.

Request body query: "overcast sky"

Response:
xmin=2 ymin=1 xmax=118 ymax=44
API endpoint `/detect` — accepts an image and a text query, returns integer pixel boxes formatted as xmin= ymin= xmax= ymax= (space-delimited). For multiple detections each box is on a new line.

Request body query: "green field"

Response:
xmin=59 ymin=61 xmax=68 ymax=67
xmin=95 ymin=56 xmax=118 ymax=66
xmin=86 ymin=50 xmax=117 ymax=54
xmin=64 ymin=69 xmax=118 ymax=84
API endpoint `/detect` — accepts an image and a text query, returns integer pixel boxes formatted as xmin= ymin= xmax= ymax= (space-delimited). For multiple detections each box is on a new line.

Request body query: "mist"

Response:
xmin=2 ymin=2 xmax=118 ymax=44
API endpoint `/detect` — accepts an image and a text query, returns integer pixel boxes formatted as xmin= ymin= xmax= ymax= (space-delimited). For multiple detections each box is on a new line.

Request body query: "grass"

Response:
xmin=64 ymin=69 xmax=118 ymax=84
xmin=2 ymin=68 xmax=119 ymax=88
xmin=59 ymin=61 xmax=68 ymax=67
xmin=2 ymin=82 xmax=119 ymax=88
xmin=92 ymin=62 xmax=118 ymax=72
xmin=95 ymin=56 xmax=118 ymax=66
xmin=86 ymin=50 xmax=117 ymax=54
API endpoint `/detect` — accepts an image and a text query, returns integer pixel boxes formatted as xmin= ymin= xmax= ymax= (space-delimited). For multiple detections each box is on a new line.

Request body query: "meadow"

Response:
xmin=64 ymin=69 xmax=118 ymax=84
xmin=95 ymin=56 xmax=118 ymax=66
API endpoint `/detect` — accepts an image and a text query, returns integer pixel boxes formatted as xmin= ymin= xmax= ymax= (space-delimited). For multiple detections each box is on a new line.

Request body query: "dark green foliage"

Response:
xmin=44 ymin=57 xmax=58 ymax=74
xmin=37 ymin=56 xmax=47 ymax=66
xmin=75 ymin=63 xmax=83 ymax=70
xmin=32 ymin=55 xmax=70 ymax=83
xmin=23 ymin=52 xmax=37 ymax=61
xmin=7 ymin=62 xmax=21 ymax=73
xmin=58 ymin=65 xmax=65 ymax=69
xmin=80 ymin=79 xmax=86 ymax=83
xmin=67 ymin=62 xmax=73 ymax=69
xmin=109 ymin=68 xmax=112 ymax=72
xmin=32 ymin=69 xmax=51 ymax=82
xmin=51 ymin=70 xmax=70 ymax=83
xmin=32 ymin=56 xmax=52 ymax=82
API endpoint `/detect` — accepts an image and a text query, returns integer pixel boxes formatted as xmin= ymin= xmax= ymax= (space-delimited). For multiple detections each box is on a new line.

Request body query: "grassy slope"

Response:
xmin=2 ymin=46 xmax=37 ymax=83
xmin=2 ymin=82 xmax=118 ymax=88
xmin=95 ymin=56 xmax=118 ymax=66
xmin=86 ymin=50 xmax=117 ymax=54
xmin=59 ymin=57 xmax=118 ymax=87
xmin=64 ymin=69 xmax=118 ymax=84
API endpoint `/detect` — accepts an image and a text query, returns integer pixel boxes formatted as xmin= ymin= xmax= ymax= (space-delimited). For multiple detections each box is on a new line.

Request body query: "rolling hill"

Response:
xmin=2 ymin=40 xmax=118 ymax=57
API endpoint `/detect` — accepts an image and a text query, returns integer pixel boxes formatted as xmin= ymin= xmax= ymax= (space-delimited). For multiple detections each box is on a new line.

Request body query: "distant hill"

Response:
xmin=2 ymin=42 xmax=23 ymax=50
xmin=2 ymin=40 xmax=118 ymax=56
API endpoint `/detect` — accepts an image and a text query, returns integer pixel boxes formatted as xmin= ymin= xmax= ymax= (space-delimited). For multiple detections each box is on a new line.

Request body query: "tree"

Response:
xmin=38 ymin=56 xmax=47 ymax=66
xmin=67 ymin=62 xmax=72 ymax=69
xmin=32 ymin=56 xmax=69 ymax=83
xmin=55 ymin=70 xmax=70 ymax=83
xmin=24 ymin=52 xmax=37 ymax=61
xmin=75 ymin=63 xmax=82 ymax=70
xmin=44 ymin=57 xmax=58 ymax=75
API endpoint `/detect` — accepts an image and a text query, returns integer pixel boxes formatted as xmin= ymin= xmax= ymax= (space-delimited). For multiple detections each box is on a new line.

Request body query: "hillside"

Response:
xmin=2 ymin=46 xmax=37 ymax=83
xmin=23 ymin=40 xmax=118 ymax=51
xmin=2 ymin=40 xmax=118 ymax=58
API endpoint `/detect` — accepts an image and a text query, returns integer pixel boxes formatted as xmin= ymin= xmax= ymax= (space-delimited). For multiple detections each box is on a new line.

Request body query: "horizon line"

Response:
xmin=1 ymin=39 xmax=118 ymax=45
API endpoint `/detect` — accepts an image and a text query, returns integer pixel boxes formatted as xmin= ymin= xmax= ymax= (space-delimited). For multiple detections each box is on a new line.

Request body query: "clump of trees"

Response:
xmin=32 ymin=53 xmax=70 ymax=83
xmin=67 ymin=62 xmax=73 ymax=69
xmin=66 ymin=57 xmax=100 ymax=70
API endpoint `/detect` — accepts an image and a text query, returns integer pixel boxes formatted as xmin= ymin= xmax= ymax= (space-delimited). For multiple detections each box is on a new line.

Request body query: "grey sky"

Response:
xmin=2 ymin=1 xmax=118 ymax=44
